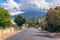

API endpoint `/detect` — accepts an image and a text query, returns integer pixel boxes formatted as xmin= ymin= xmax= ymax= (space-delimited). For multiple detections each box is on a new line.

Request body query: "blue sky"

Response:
xmin=46 ymin=0 xmax=53 ymax=2
xmin=14 ymin=0 xmax=20 ymax=3
xmin=0 ymin=0 xmax=20 ymax=3
xmin=0 ymin=0 xmax=54 ymax=3
xmin=0 ymin=0 xmax=60 ymax=15
xmin=0 ymin=0 xmax=7 ymax=3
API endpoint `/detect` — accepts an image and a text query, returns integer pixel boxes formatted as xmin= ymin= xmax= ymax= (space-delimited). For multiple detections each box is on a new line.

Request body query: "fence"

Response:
xmin=0 ymin=26 xmax=26 ymax=35
xmin=0 ymin=28 xmax=15 ymax=35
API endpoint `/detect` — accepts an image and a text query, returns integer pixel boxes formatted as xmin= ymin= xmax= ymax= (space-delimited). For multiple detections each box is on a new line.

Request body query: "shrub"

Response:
xmin=45 ymin=6 xmax=60 ymax=32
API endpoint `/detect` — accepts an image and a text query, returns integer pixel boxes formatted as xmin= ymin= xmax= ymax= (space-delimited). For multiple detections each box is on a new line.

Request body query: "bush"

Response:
xmin=0 ymin=7 xmax=12 ymax=28
xmin=45 ymin=6 xmax=60 ymax=32
xmin=14 ymin=15 xmax=26 ymax=27
xmin=38 ymin=20 xmax=47 ymax=30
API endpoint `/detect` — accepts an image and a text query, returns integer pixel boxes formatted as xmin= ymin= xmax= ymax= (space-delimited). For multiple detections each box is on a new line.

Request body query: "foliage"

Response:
xmin=39 ymin=21 xmax=47 ymax=26
xmin=28 ymin=21 xmax=35 ymax=27
xmin=27 ymin=17 xmax=38 ymax=27
xmin=0 ymin=7 xmax=11 ymax=29
xmin=35 ymin=22 xmax=39 ymax=26
xmin=14 ymin=15 xmax=26 ymax=27
xmin=46 ymin=6 xmax=60 ymax=32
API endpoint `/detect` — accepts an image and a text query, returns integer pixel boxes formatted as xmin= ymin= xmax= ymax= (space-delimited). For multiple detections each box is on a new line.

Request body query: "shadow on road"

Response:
xmin=36 ymin=31 xmax=48 ymax=34
xmin=34 ymin=30 xmax=60 ymax=39
xmin=34 ymin=31 xmax=55 ymax=39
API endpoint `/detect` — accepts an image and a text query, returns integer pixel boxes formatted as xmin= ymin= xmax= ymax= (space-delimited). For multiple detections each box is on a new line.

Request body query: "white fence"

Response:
xmin=0 ymin=27 xmax=26 ymax=35
xmin=0 ymin=28 xmax=14 ymax=35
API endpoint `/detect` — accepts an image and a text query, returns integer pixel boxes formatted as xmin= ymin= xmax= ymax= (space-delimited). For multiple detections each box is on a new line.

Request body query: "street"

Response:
xmin=5 ymin=27 xmax=57 ymax=40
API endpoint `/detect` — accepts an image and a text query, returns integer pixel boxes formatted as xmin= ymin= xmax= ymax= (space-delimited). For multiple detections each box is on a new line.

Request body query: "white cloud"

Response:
xmin=10 ymin=11 xmax=24 ymax=15
xmin=48 ymin=0 xmax=60 ymax=8
xmin=1 ymin=0 xmax=22 ymax=15
xmin=2 ymin=0 xmax=19 ymax=9
xmin=20 ymin=0 xmax=50 ymax=11
xmin=54 ymin=0 xmax=60 ymax=6
xmin=1 ymin=0 xmax=60 ymax=15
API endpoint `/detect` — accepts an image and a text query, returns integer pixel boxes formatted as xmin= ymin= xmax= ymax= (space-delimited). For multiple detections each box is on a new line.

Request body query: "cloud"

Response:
xmin=48 ymin=0 xmax=60 ymax=8
xmin=1 ymin=0 xmax=22 ymax=15
xmin=1 ymin=0 xmax=60 ymax=15
xmin=20 ymin=0 xmax=50 ymax=11
xmin=2 ymin=0 xmax=19 ymax=9
xmin=10 ymin=11 xmax=24 ymax=15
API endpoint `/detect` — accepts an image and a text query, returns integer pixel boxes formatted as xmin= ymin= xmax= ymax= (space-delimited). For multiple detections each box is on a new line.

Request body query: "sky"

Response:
xmin=0 ymin=0 xmax=60 ymax=15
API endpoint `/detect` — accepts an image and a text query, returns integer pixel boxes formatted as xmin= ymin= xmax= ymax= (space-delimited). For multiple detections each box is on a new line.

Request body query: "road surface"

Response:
xmin=5 ymin=27 xmax=58 ymax=40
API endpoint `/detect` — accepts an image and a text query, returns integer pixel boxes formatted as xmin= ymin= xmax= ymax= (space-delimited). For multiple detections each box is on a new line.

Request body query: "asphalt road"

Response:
xmin=5 ymin=27 xmax=58 ymax=40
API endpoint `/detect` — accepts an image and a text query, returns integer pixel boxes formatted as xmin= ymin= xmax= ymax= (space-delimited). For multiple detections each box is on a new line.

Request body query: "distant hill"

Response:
xmin=11 ymin=11 xmax=45 ymax=19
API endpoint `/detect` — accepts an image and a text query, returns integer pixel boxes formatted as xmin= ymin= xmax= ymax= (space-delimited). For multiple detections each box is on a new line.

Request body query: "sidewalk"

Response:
xmin=0 ymin=30 xmax=22 ymax=40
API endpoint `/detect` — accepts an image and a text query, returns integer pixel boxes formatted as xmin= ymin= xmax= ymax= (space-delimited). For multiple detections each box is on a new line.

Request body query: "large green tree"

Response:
xmin=14 ymin=15 xmax=26 ymax=27
xmin=0 ymin=7 xmax=11 ymax=28
xmin=46 ymin=6 xmax=60 ymax=32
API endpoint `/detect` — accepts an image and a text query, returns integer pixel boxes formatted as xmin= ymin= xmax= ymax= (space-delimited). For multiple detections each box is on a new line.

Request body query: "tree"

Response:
xmin=46 ymin=6 xmax=60 ymax=32
xmin=35 ymin=22 xmax=39 ymax=26
xmin=28 ymin=21 xmax=35 ymax=27
xmin=0 ymin=7 xmax=11 ymax=28
xmin=28 ymin=17 xmax=38 ymax=27
xmin=14 ymin=15 xmax=26 ymax=27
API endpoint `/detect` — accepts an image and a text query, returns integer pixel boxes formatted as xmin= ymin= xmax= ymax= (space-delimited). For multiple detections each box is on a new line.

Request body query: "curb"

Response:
xmin=0 ymin=30 xmax=23 ymax=40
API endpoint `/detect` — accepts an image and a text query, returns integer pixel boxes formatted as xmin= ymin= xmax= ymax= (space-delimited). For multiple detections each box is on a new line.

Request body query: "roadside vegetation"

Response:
xmin=0 ymin=7 xmax=12 ymax=29
xmin=38 ymin=6 xmax=60 ymax=32
xmin=26 ymin=17 xmax=39 ymax=27
xmin=0 ymin=7 xmax=26 ymax=30
xmin=0 ymin=6 xmax=60 ymax=32
xmin=14 ymin=15 xmax=26 ymax=29
xmin=45 ymin=6 xmax=60 ymax=32
xmin=27 ymin=6 xmax=60 ymax=32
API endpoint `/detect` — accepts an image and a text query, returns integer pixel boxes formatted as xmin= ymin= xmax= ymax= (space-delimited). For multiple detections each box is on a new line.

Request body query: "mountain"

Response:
xmin=11 ymin=11 xmax=45 ymax=19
